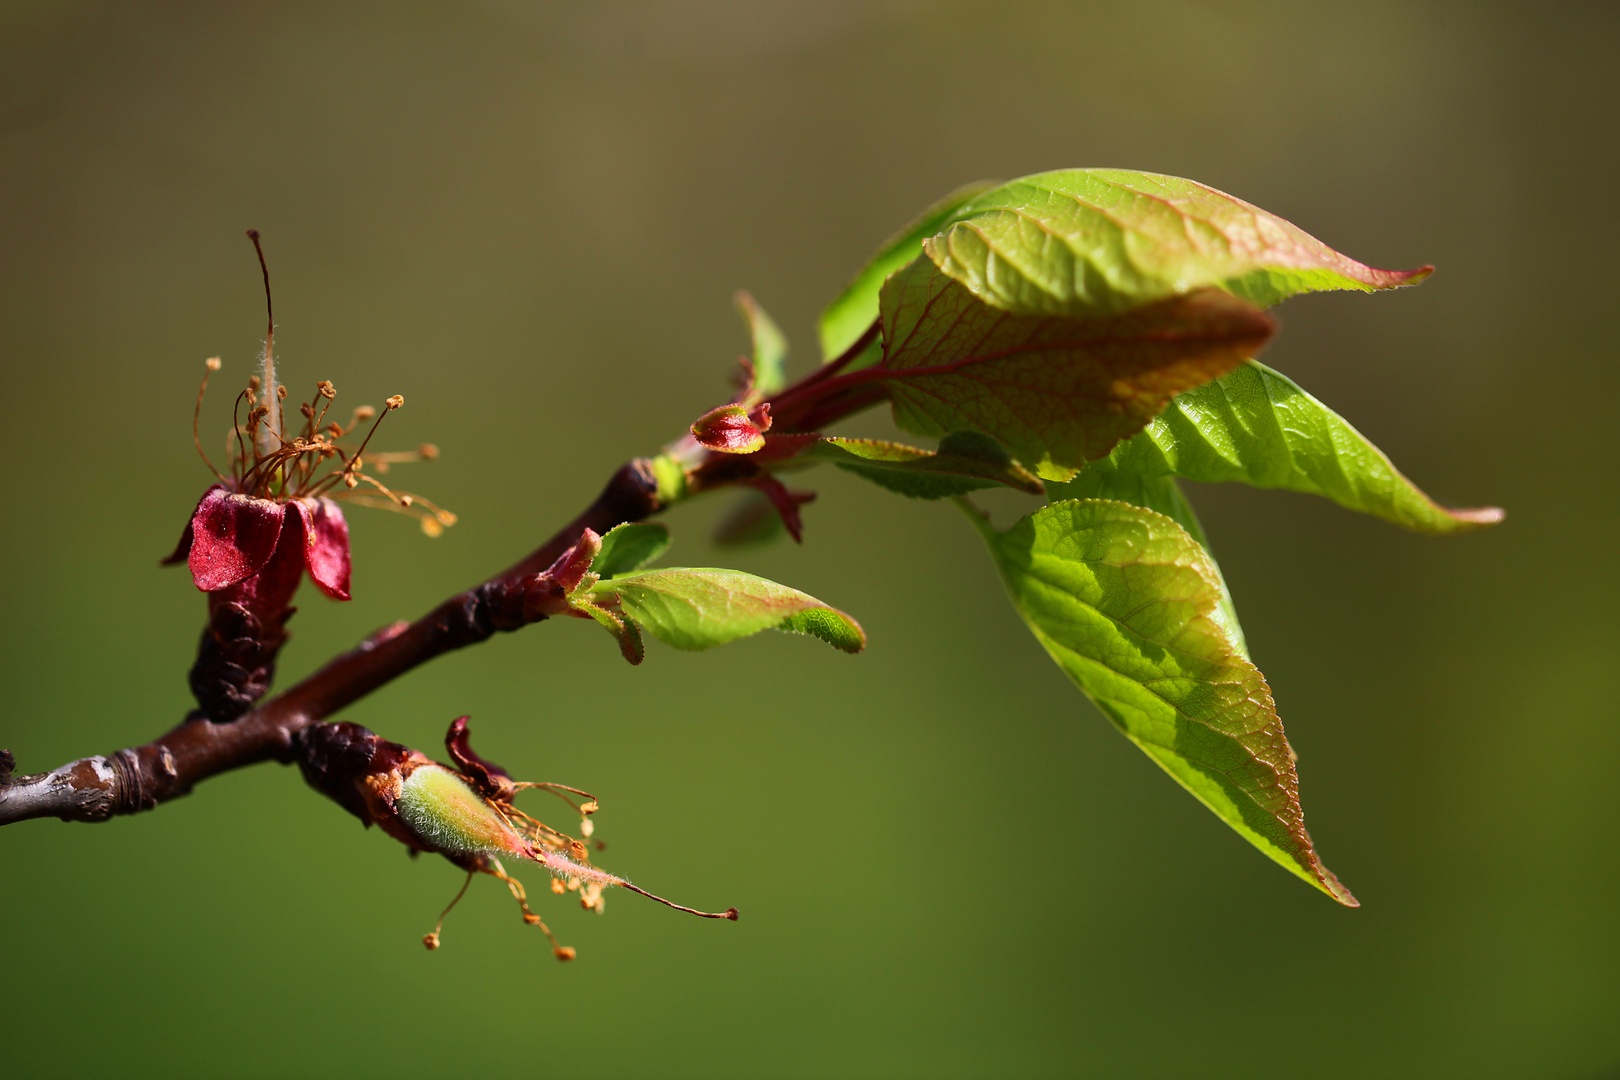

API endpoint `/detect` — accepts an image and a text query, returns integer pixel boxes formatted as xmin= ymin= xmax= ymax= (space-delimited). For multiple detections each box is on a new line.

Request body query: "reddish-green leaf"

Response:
xmin=927 ymin=169 xmax=1431 ymax=316
xmin=875 ymin=258 xmax=1275 ymax=481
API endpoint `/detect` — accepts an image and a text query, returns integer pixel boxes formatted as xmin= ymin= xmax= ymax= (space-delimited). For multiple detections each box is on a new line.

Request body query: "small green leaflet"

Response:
xmin=812 ymin=430 xmax=1044 ymax=500
xmin=736 ymin=291 xmax=789 ymax=403
xmin=875 ymin=258 xmax=1274 ymax=481
xmin=819 ymin=180 xmax=998 ymax=365
xmin=927 ymin=169 xmax=1432 ymax=317
xmin=967 ymin=497 xmax=1355 ymax=906
xmin=590 ymin=522 xmax=672 ymax=578
xmin=591 ymin=568 xmax=865 ymax=654
xmin=1100 ymin=360 xmax=1504 ymax=533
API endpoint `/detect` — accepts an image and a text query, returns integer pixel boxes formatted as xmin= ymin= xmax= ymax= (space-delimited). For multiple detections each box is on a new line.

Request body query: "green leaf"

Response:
xmin=968 ymin=497 xmax=1355 ymax=906
xmin=875 ymin=257 xmax=1274 ymax=481
xmin=927 ymin=169 xmax=1432 ymax=317
xmin=811 ymin=430 xmax=1044 ymax=499
xmin=1104 ymin=360 xmax=1504 ymax=534
xmin=592 ymin=569 xmax=865 ymax=654
xmin=819 ymin=180 xmax=999 ymax=364
xmin=736 ymin=291 xmax=788 ymax=402
xmin=1049 ymin=467 xmax=1247 ymax=659
xmin=590 ymin=522 xmax=672 ymax=578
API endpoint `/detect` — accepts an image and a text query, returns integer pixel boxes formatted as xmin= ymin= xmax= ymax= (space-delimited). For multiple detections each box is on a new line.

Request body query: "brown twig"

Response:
xmin=0 ymin=460 xmax=661 ymax=826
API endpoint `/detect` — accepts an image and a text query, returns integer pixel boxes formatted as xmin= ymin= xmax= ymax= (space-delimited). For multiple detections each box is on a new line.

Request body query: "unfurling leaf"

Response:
xmin=968 ymin=497 xmax=1354 ymax=905
xmin=812 ymin=430 xmax=1044 ymax=499
xmin=591 ymin=522 xmax=672 ymax=578
xmin=875 ymin=258 xmax=1275 ymax=481
xmin=819 ymin=180 xmax=999 ymax=366
xmin=926 ymin=169 xmax=1431 ymax=317
xmin=592 ymin=569 xmax=865 ymax=654
xmin=1102 ymin=360 xmax=1504 ymax=534
xmin=736 ymin=291 xmax=789 ymax=403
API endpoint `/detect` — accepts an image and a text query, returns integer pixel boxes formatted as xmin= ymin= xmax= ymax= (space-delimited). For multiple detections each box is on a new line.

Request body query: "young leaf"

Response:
xmin=876 ymin=258 xmax=1274 ymax=481
xmin=811 ymin=430 xmax=1044 ymax=500
xmin=926 ymin=169 xmax=1432 ymax=317
xmin=691 ymin=404 xmax=769 ymax=454
xmin=967 ymin=497 xmax=1354 ymax=905
xmin=1049 ymin=467 xmax=1246 ymax=659
xmin=1104 ymin=360 xmax=1504 ymax=534
xmin=819 ymin=180 xmax=999 ymax=364
xmin=569 ymin=596 xmax=646 ymax=665
xmin=736 ymin=291 xmax=789 ymax=403
xmin=590 ymin=522 xmax=672 ymax=578
xmin=592 ymin=569 xmax=865 ymax=654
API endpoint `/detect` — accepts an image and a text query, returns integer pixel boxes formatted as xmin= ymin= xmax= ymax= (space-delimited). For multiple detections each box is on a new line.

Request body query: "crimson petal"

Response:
xmin=162 ymin=484 xmax=227 ymax=566
xmin=301 ymin=497 xmax=352 ymax=601
xmin=188 ymin=489 xmax=286 ymax=591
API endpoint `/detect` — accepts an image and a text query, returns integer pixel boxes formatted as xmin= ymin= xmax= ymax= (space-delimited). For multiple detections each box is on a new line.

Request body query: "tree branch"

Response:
xmin=0 ymin=459 xmax=661 ymax=826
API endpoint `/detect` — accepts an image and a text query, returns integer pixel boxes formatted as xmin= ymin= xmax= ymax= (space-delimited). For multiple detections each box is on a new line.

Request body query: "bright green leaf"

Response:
xmin=567 ymin=596 xmax=646 ymax=666
xmin=968 ymin=497 xmax=1355 ymax=905
xmin=819 ymin=180 xmax=998 ymax=364
xmin=590 ymin=522 xmax=672 ymax=578
xmin=736 ymin=291 xmax=789 ymax=403
xmin=876 ymin=258 xmax=1274 ymax=481
xmin=1049 ymin=467 xmax=1247 ymax=659
xmin=927 ymin=169 xmax=1431 ymax=317
xmin=812 ymin=430 xmax=1044 ymax=499
xmin=1105 ymin=360 xmax=1504 ymax=534
xmin=592 ymin=569 xmax=865 ymax=654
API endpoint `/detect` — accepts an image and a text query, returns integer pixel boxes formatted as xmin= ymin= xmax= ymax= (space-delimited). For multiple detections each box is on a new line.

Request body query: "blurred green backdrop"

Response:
xmin=2 ymin=2 xmax=1616 ymax=1077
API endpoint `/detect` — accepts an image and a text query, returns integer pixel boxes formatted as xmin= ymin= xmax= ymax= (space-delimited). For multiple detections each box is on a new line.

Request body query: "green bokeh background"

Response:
xmin=2 ymin=3 xmax=1615 ymax=1077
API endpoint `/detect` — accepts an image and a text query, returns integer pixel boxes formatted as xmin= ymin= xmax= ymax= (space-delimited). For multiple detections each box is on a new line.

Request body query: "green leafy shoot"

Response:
xmin=590 ymin=522 xmax=672 ymax=578
xmin=927 ymin=169 xmax=1432 ymax=317
xmin=819 ymin=180 xmax=999 ymax=366
xmin=1101 ymin=360 xmax=1504 ymax=533
xmin=966 ymin=497 xmax=1355 ymax=905
xmin=874 ymin=258 xmax=1274 ymax=481
xmin=591 ymin=569 xmax=865 ymax=654
xmin=811 ymin=430 xmax=1044 ymax=500
xmin=736 ymin=291 xmax=789 ymax=403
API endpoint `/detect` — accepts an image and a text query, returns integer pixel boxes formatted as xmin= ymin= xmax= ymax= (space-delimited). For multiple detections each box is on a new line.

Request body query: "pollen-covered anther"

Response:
xmin=553 ymin=946 xmax=577 ymax=962
xmin=551 ymin=878 xmax=566 ymax=895
xmin=353 ymin=405 xmax=376 ymax=422
xmin=419 ymin=443 xmax=439 ymax=460
xmin=580 ymin=800 xmax=598 ymax=815
xmin=317 ymin=380 xmax=335 ymax=399
xmin=386 ymin=394 xmax=404 ymax=410
xmin=579 ymin=817 xmax=594 ymax=838
xmin=205 ymin=356 xmax=222 ymax=371
xmin=423 ymin=932 xmax=441 ymax=950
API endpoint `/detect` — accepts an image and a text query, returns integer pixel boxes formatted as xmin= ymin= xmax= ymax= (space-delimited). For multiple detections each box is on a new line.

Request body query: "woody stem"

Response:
xmin=0 ymin=459 xmax=662 ymax=826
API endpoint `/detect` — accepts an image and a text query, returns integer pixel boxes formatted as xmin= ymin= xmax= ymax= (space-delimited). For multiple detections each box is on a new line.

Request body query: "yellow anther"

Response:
xmin=205 ymin=356 xmax=222 ymax=371
xmin=386 ymin=394 xmax=404 ymax=410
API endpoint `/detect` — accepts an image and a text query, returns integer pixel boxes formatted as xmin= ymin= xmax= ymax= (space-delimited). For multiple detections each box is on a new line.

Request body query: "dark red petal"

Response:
xmin=444 ymin=716 xmax=516 ymax=801
xmin=301 ymin=497 xmax=352 ymax=601
xmin=161 ymin=484 xmax=227 ymax=566
xmin=188 ymin=489 xmax=286 ymax=591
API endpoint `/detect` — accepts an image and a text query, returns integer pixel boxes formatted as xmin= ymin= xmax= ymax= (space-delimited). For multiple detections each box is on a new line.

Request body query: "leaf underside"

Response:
xmin=971 ymin=498 xmax=1355 ymax=906
xmin=876 ymin=258 xmax=1275 ymax=481
xmin=591 ymin=522 xmax=673 ymax=578
xmin=813 ymin=429 xmax=1044 ymax=500
xmin=737 ymin=291 xmax=789 ymax=402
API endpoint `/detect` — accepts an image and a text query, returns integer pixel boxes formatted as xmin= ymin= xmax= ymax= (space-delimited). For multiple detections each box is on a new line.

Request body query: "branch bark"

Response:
xmin=0 ymin=459 xmax=661 ymax=826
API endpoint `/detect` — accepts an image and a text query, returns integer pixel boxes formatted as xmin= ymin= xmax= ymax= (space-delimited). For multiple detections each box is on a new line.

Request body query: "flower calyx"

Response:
xmin=295 ymin=716 xmax=737 ymax=958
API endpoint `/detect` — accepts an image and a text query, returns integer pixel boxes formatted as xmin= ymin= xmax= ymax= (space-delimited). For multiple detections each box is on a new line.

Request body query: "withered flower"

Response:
xmin=297 ymin=716 xmax=737 ymax=958
xmin=163 ymin=232 xmax=452 ymax=718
